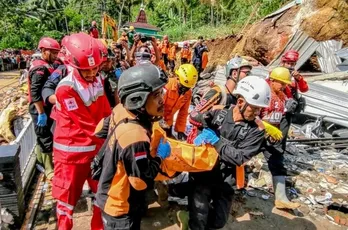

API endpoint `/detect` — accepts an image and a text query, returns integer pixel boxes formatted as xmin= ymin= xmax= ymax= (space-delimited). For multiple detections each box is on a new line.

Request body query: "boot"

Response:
xmin=273 ymin=176 xmax=300 ymax=210
xmin=35 ymin=145 xmax=43 ymax=164
xmin=42 ymin=153 xmax=54 ymax=180
xmin=177 ymin=210 xmax=189 ymax=230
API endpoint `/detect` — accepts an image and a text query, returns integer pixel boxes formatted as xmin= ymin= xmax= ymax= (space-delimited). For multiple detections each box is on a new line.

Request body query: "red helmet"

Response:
xmin=38 ymin=37 xmax=60 ymax=51
xmin=92 ymin=21 xmax=97 ymax=26
xmin=281 ymin=50 xmax=299 ymax=62
xmin=64 ymin=33 xmax=102 ymax=70
xmin=61 ymin=36 xmax=70 ymax=47
xmin=96 ymin=39 xmax=108 ymax=62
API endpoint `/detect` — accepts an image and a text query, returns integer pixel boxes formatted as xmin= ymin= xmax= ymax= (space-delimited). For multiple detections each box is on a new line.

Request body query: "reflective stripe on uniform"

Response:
xmin=58 ymin=200 xmax=74 ymax=210
xmin=56 ymin=208 xmax=73 ymax=219
xmin=54 ymin=142 xmax=96 ymax=152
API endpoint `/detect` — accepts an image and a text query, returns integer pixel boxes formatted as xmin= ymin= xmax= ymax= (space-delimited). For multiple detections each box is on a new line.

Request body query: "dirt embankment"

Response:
xmin=204 ymin=0 xmax=348 ymax=69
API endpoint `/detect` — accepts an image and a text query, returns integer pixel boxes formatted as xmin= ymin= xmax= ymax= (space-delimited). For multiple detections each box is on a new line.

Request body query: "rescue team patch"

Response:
xmin=134 ymin=152 xmax=147 ymax=161
xmin=64 ymin=98 xmax=78 ymax=111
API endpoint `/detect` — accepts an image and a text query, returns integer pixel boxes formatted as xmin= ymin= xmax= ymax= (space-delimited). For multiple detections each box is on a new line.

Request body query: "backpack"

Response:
xmin=91 ymin=117 xmax=139 ymax=180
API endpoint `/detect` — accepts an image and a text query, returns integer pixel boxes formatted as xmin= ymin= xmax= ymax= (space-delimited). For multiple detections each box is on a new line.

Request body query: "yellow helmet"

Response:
xmin=270 ymin=67 xmax=291 ymax=84
xmin=175 ymin=64 xmax=198 ymax=88
xmin=129 ymin=26 xmax=135 ymax=31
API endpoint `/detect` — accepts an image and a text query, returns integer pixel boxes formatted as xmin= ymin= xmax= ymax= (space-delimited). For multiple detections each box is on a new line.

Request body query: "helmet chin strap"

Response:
xmin=239 ymin=102 xmax=249 ymax=120
xmin=134 ymin=108 xmax=162 ymax=122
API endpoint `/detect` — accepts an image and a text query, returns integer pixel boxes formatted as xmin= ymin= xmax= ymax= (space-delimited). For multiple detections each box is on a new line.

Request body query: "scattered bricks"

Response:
xmin=334 ymin=215 xmax=340 ymax=224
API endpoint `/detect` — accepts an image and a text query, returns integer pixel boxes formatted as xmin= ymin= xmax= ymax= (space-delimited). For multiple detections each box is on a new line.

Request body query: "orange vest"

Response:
xmin=158 ymin=60 xmax=167 ymax=71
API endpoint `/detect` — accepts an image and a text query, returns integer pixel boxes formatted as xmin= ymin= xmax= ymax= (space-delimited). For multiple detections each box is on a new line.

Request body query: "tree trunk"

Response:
xmin=117 ymin=0 xmax=126 ymax=31
xmin=210 ymin=4 xmax=213 ymax=26
xmin=183 ymin=7 xmax=187 ymax=24
xmin=128 ymin=1 xmax=131 ymax=22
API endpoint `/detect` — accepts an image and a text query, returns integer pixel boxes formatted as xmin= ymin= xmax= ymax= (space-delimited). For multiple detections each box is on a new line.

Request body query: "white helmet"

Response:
xmin=233 ymin=75 xmax=271 ymax=108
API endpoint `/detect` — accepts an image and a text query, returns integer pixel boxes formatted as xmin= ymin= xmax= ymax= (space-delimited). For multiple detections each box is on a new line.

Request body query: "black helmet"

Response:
xmin=118 ymin=63 xmax=168 ymax=110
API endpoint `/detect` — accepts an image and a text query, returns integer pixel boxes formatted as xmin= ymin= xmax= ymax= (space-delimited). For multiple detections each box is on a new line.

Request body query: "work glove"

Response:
xmin=262 ymin=121 xmax=283 ymax=141
xmin=115 ymin=67 xmax=123 ymax=80
xmin=157 ymin=138 xmax=171 ymax=160
xmin=193 ymin=128 xmax=219 ymax=146
xmin=37 ymin=113 xmax=47 ymax=127
xmin=285 ymin=98 xmax=298 ymax=114
xmin=177 ymin=132 xmax=187 ymax=141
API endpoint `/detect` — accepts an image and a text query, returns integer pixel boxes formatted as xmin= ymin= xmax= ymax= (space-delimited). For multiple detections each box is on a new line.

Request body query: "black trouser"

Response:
xmin=280 ymin=113 xmax=292 ymax=151
xmin=193 ymin=62 xmax=202 ymax=78
xmin=262 ymin=140 xmax=287 ymax=176
xmin=163 ymin=53 xmax=169 ymax=66
xmin=181 ymin=58 xmax=189 ymax=64
xmin=102 ymin=212 xmax=141 ymax=230
xmin=169 ymin=60 xmax=175 ymax=72
xmin=188 ymin=170 xmax=234 ymax=230
xmin=29 ymin=105 xmax=53 ymax=154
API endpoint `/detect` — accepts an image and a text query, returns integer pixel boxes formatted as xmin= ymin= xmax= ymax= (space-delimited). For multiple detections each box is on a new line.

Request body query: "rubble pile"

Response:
xmin=246 ymin=134 xmax=348 ymax=226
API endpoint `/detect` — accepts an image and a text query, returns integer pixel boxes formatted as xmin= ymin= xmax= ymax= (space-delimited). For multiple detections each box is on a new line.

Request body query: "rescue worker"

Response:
xmin=160 ymin=64 xmax=198 ymax=141
xmin=183 ymin=76 xmax=271 ymax=230
xmin=89 ymin=20 xmax=99 ymax=38
xmin=95 ymin=63 xmax=171 ymax=229
xmin=280 ymin=50 xmax=309 ymax=150
xmin=51 ymin=32 xmax=111 ymax=230
xmin=192 ymin=36 xmax=208 ymax=76
xmin=201 ymin=42 xmax=209 ymax=72
xmin=261 ymin=67 xmax=301 ymax=210
xmin=159 ymin=35 xmax=170 ymax=66
xmin=127 ymin=26 xmax=136 ymax=48
xmin=168 ymin=42 xmax=178 ymax=73
xmin=101 ymin=48 xmax=119 ymax=107
xmin=188 ymin=57 xmax=252 ymax=143
xmin=180 ymin=41 xmax=191 ymax=64
xmin=28 ymin=37 xmax=60 ymax=180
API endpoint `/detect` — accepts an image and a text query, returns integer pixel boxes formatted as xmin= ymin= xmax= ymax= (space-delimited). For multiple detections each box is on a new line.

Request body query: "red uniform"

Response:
xmin=52 ymin=68 xmax=111 ymax=230
xmin=260 ymin=84 xmax=287 ymax=127
xmin=284 ymin=76 xmax=308 ymax=99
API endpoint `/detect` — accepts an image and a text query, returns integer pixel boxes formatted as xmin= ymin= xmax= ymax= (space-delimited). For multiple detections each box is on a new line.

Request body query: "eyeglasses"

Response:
xmin=240 ymin=70 xmax=251 ymax=76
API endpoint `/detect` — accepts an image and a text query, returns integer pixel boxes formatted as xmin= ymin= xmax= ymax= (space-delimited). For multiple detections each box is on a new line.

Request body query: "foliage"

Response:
xmin=0 ymin=0 xmax=286 ymax=49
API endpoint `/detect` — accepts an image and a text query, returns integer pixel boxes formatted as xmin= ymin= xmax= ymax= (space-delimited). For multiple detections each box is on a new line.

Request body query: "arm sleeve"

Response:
xmin=123 ymin=141 xmax=162 ymax=190
xmin=56 ymin=86 xmax=102 ymax=143
xmin=175 ymin=92 xmax=191 ymax=133
xmin=296 ymin=76 xmax=309 ymax=93
xmin=42 ymin=69 xmax=64 ymax=105
xmin=30 ymin=69 xmax=46 ymax=103
xmin=214 ymin=128 xmax=265 ymax=166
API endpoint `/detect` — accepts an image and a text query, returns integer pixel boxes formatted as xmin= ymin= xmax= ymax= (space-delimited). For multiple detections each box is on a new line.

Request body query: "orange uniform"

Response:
xmin=169 ymin=46 xmax=177 ymax=61
xmin=202 ymin=52 xmax=208 ymax=70
xmin=163 ymin=78 xmax=191 ymax=133
xmin=158 ymin=59 xmax=167 ymax=71
xmin=181 ymin=48 xmax=192 ymax=60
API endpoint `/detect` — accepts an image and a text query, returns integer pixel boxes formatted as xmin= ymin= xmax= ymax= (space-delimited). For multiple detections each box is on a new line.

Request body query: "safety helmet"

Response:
xmin=118 ymin=63 xmax=168 ymax=110
xmin=38 ymin=37 xmax=61 ymax=51
xmin=233 ymin=75 xmax=271 ymax=108
xmin=129 ymin=26 xmax=135 ymax=31
xmin=175 ymin=64 xmax=198 ymax=88
xmin=92 ymin=21 xmax=97 ymax=26
xmin=61 ymin=36 xmax=70 ymax=48
xmin=281 ymin=50 xmax=299 ymax=63
xmin=225 ymin=57 xmax=252 ymax=77
xmin=96 ymin=39 xmax=108 ymax=62
xmin=270 ymin=67 xmax=291 ymax=84
xmin=64 ymin=32 xmax=102 ymax=70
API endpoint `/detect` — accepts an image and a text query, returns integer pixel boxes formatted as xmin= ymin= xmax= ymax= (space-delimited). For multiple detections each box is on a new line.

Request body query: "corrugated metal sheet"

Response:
xmin=263 ymin=0 xmax=301 ymax=20
xmin=316 ymin=40 xmax=343 ymax=74
xmin=250 ymin=66 xmax=270 ymax=79
xmin=268 ymin=30 xmax=319 ymax=69
xmin=336 ymin=47 xmax=348 ymax=60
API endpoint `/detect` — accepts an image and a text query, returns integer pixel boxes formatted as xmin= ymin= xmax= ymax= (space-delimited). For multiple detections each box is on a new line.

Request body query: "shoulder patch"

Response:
xmin=64 ymin=97 xmax=78 ymax=111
